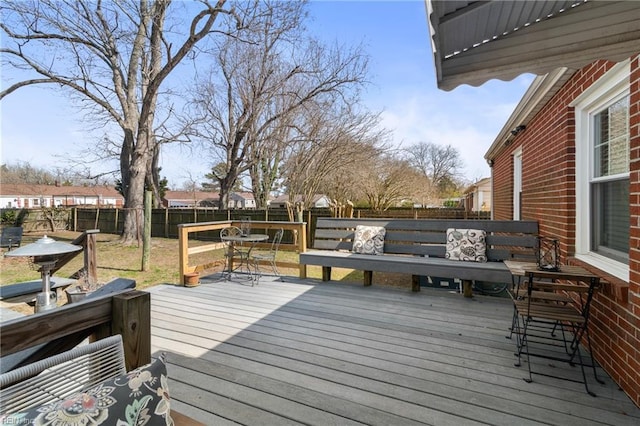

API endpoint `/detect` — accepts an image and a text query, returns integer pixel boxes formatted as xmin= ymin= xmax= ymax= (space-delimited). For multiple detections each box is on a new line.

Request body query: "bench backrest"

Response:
xmin=312 ymin=218 xmax=539 ymax=262
xmin=0 ymin=335 xmax=126 ymax=414
xmin=0 ymin=227 xmax=23 ymax=250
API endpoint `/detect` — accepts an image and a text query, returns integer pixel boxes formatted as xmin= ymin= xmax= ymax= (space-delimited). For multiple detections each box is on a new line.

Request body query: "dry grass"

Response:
xmin=1 ymin=230 xmax=416 ymax=287
xmin=0 ymin=230 xmax=418 ymax=315
xmin=2 ymin=231 xmax=180 ymax=288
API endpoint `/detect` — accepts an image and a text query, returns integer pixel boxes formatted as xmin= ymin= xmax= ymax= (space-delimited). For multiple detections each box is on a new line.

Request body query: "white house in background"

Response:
xmin=269 ymin=194 xmax=331 ymax=209
xmin=0 ymin=184 xmax=124 ymax=208
xmin=463 ymin=177 xmax=491 ymax=212
xmin=229 ymin=192 xmax=256 ymax=209
xmin=161 ymin=191 xmax=255 ymax=209
xmin=162 ymin=191 xmax=219 ymax=208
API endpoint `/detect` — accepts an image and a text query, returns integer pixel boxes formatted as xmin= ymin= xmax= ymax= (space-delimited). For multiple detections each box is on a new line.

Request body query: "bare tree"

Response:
xmin=282 ymin=103 xmax=386 ymax=210
xmin=188 ymin=0 xmax=368 ymax=209
xmin=1 ymin=0 xmax=237 ymax=243
xmin=404 ymin=142 xmax=463 ymax=197
xmin=357 ymin=156 xmax=426 ymax=212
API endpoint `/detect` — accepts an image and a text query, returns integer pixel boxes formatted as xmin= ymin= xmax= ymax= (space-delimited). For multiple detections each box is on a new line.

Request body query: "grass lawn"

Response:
xmin=0 ymin=230 xmax=421 ymax=315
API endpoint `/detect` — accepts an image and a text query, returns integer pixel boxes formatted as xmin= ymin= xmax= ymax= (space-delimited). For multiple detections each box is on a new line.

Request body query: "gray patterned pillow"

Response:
xmin=445 ymin=228 xmax=487 ymax=262
xmin=352 ymin=225 xmax=386 ymax=255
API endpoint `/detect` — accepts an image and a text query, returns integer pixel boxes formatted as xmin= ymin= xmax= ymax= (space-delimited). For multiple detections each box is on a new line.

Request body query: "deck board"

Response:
xmin=149 ymin=276 xmax=640 ymax=425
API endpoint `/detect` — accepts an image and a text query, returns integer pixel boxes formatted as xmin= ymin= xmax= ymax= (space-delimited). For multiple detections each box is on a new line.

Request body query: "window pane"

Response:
xmin=591 ymin=179 xmax=629 ymax=262
xmin=593 ymin=96 xmax=629 ymax=178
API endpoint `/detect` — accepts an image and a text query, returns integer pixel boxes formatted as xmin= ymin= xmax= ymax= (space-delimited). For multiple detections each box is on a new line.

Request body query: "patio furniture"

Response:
xmin=0 ymin=334 xmax=203 ymax=424
xmin=0 ymin=226 xmax=23 ymax=251
xmin=251 ymin=228 xmax=284 ymax=284
xmin=220 ymin=227 xmax=268 ymax=283
xmin=300 ymin=218 xmax=538 ymax=295
xmin=512 ymin=265 xmax=603 ymax=396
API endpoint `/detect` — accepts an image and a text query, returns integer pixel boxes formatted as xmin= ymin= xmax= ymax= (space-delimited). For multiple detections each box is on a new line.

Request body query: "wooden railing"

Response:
xmin=50 ymin=229 xmax=100 ymax=284
xmin=0 ymin=290 xmax=150 ymax=372
xmin=178 ymin=220 xmax=307 ymax=285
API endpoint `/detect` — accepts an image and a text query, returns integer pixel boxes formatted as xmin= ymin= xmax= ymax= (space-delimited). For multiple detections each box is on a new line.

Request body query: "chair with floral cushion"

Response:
xmin=0 ymin=334 xmax=201 ymax=425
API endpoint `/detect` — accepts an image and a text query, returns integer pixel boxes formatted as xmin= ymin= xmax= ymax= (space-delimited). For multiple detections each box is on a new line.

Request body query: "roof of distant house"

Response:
xmin=163 ymin=190 xmax=219 ymax=201
xmin=463 ymin=177 xmax=491 ymax=194
xmin=0 ymin=183 xmax=123 ymax=198
xmin=270 ymin=194 xmax=328 ymax=204
xmin=231 ymin=192 xmax=255 ymax=200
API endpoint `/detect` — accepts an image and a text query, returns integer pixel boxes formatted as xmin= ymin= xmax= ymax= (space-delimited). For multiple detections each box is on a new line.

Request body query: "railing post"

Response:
xmin=178 ymin=225 xmax=188 ymax=285
xmin=111 ymin=290 xmax=151 ymax=371
xmin=299 ymin=221 xmax=307 ymax=279
xmin=84 ymin=230 xmax=99 ymax=285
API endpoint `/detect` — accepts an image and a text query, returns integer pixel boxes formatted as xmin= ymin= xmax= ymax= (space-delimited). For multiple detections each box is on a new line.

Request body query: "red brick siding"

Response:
xmin=492 ymin=57 xmax=640 ymax=406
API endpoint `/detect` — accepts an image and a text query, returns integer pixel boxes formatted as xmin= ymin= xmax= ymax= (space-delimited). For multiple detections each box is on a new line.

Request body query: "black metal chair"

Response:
xmin=513 ymin=270 xmax=603 ymax=396
xmin=220 ymin=226 xmax=251 ymax=280
xmin=251 ymin=228 xmax=284 ymax=284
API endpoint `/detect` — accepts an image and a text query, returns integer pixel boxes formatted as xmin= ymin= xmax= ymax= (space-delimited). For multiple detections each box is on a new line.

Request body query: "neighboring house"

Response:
xmin=269 ymin=194 xmax=331 ymax=209
xmin=427 ymin=0 xmax=640 ymax=406
xmin=229 ymin=192 xmax=256 ymax=209
xmin=0 ymin=184 xmax=124 ymax=208
xmin=161 ymin=191 xmax=255 ymax=209
xmin=162 ymin=191 xmax=219 ymax=208
xmin=463 ymin=177 xmax=491 ymax=212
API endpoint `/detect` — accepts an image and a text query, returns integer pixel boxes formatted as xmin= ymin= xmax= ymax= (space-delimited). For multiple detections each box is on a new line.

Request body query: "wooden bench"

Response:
xmin=0 ymin=226 xmax=22 ymax=251
xmin=299 ymin=218 xmax=539 ymax=296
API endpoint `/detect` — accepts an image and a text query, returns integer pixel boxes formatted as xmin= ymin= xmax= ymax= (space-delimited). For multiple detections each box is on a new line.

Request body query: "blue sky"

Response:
xmin=1 ymin=0 xmax=533 ymax=188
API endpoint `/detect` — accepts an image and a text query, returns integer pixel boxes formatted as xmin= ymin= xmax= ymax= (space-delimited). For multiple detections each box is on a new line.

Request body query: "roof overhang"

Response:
xmin=426 ymin=0 xmax=640 ymax=91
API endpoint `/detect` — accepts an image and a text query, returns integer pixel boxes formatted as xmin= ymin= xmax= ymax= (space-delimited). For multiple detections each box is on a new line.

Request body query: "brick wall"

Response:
xmin=492 ymin=57 xmax=640 ymax=406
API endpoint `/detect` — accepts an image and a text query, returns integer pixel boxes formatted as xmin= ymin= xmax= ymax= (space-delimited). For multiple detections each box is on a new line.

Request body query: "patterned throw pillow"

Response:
xmin=445 ymin=228 xmax=487 ymax=262
xmin=352 ymin=225 xmax=386 ymax=255
xmin=2 ymin=355 xmax=173 ymax=426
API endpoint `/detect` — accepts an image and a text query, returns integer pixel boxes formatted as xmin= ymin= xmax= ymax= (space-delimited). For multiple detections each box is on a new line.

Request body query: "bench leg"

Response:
xmin=364 ymin=271 xmax=372 ymax=287
xmin=462 ymin=280 xmax=473 ymax=298
xmin=411 ymin=275 xmax=421 ymax=292
xmin=322 ymin=266 xmax=332 ymax=281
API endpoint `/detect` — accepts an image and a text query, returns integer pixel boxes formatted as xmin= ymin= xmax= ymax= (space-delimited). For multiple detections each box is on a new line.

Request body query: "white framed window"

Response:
xmin=572 ymin=60 xmax=630 ymax=281
xmin=513 ymin=148 xmax=523 ymax=220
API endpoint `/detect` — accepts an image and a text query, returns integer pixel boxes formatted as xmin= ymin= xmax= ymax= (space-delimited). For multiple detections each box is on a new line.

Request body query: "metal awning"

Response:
xmin=426 ymin=0 xmax=640 ymax=91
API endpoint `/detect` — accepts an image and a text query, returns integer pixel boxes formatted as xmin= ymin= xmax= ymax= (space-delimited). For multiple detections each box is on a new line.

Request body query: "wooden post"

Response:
xmin=114 ymin=208 xmax=119 ymax=233
xmin=307 ymin=210 xmax=312 ymax=245
xmin=364 ymin=271 xmax=373 ymax=287
xmin=94 ymin=207 xmax=100 ymax=229
xmin=299 ymin=221 xmax=308 ymax=279
xmin=111 ymin=291 xmax=151 ymax=371
xmin=142 ymin=191 xmax=151 ymax=272
xmin=462 ymin=280 xmax=473 ymax=298
xmin=178 ymin=225 xmax=188 ymax=285
xmin=322 ymin=266 xmax=331 ymax=281
xmin=84 ymin=230 xmax=99 ymax=285
xmin=411 ymin=275 xmax=421 ymax=292
xmin=165 ymin=208 xmax=169 ymax=238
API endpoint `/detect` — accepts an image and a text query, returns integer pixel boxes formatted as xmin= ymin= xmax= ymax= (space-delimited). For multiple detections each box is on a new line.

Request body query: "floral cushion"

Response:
xmin=445 ymin=228 xmax=487 ymax=262
xmin=2 ymin=355 xmax=173 ymax=426
xmin=352 ymin=225 xmax=386 ymax=255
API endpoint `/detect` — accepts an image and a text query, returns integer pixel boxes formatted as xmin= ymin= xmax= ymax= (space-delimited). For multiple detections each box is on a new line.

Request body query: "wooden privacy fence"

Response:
xmin=178 ymin=220 xmax=307 ymax=285
xmin=68 ymin=207 xmax=488 ymax=237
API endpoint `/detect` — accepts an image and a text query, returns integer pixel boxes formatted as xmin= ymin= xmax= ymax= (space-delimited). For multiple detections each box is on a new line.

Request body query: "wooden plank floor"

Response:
xmin=148 ymin=275 xmax=640 ymax=426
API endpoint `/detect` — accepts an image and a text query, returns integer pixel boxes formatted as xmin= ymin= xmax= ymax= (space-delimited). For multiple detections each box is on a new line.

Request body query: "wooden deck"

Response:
xmin=148 ymin=275 xmax=640 ymax=426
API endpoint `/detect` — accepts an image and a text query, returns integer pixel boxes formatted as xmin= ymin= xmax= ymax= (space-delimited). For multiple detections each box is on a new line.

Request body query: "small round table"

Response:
xmin=220 ymin=233 xmax=269 ymax=281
